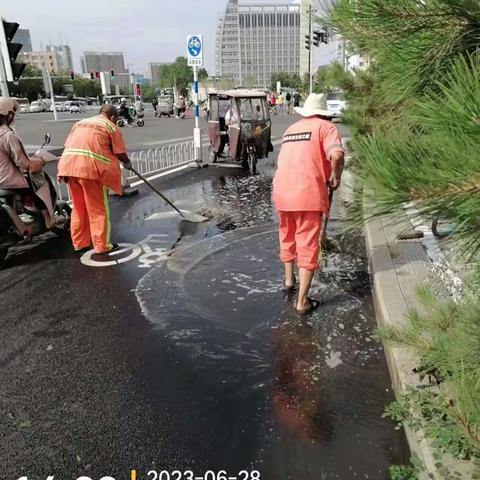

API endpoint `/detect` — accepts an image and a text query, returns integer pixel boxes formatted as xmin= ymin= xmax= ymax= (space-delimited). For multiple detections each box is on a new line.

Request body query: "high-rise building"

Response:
xmin=21 ymin=51 xmax=61 ymax=73
xmin=80 ymin=51 xmax=130 ymax=89
xmin=46 ymin=45 xmax=73 ymax=72
xmin=215 ymin=0 xmax=306 ymax=88
xmin=13 ymin=28 xmax=33 ymax=54
xmin=149 ymin=62 xmax=172 ymax=86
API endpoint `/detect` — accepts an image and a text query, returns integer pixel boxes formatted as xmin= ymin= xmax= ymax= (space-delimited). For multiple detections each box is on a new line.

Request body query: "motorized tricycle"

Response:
xmin=207 ymin=89 xmax=272 ymax=174
xmin=156 ymin=95 xmax=174 ymax=118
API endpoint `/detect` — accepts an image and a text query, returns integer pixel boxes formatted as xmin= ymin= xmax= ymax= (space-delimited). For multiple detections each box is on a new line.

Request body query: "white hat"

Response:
xmin=0 ymin=97 xmax=18 ymax=116
xmin=294 ymin=93 xmax=332 ymax=117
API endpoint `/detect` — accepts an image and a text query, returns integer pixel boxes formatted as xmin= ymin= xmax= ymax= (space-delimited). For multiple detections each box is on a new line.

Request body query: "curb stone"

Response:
xmin=364 ymin=212 xmax=475 ymax=479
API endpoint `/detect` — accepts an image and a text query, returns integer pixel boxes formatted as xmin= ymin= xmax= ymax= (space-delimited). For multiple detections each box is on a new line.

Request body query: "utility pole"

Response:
xmin=46 ymin=69 xmax=57 ymax=121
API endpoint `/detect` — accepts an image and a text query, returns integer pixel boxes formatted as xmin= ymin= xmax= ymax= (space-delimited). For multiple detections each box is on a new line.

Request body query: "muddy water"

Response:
xmin=133 ymin=161 xmax=408 ymax=479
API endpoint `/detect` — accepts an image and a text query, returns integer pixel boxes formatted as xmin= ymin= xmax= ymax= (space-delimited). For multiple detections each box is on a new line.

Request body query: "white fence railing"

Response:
xmin=122 ymin=139 xmax=198 ymax=188
xmin=53 ymin=139 xmax=198 ymax=202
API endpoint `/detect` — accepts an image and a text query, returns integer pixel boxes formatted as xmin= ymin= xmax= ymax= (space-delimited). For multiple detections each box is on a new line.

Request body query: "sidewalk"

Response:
xmin=365 ymin=211 xmax=475 ymax=479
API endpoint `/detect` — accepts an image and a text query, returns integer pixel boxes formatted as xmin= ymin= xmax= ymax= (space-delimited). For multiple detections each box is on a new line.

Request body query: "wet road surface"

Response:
xmin=0 ymin=124 xmax=408 ymax=479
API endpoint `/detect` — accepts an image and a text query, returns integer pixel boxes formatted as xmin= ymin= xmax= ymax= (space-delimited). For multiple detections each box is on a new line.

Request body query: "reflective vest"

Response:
xmin=272 ymin=117 xmax=344 ymax=213
xmin=58 ymin=115 xmax=126 ymax=194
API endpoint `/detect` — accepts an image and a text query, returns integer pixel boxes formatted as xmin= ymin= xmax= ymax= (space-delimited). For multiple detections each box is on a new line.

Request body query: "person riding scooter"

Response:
xmin=118 ymin=98 xmax=132 ymax=125
xmin=0 ymin=97 xmax=58 ymax=228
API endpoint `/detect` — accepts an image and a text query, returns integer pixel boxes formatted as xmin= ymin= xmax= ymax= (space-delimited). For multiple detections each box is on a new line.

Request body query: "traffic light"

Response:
xmin=0 ymin=18 xmax=26 ymax=81
xmin=304 ymin=34 xmax=311 ymax=50
xmin=90 ymin=71 xmax=95 ymax=80
xmin=69 ymin=70 xmax=75 ymax=80
xmin=312 ymin=30 xmax=328 ymax=47
xmin=110 ymin=69 xmax=115 ymax=79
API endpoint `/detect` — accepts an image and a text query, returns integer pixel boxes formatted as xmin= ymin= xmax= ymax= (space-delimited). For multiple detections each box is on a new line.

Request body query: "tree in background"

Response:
xmin=152 ymin=57 xmax=208 ymax=96
xmin=8 ymin=65 xmax=44 ymax=101
xmin=71 ymin=78 xmax=102 ymax=98
xmin=270 ymin=72 xmax=302 ymax=92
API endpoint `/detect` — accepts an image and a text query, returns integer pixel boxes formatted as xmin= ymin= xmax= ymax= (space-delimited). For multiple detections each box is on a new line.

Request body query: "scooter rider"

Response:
xmin=0 ymin=97 xmax=58 ymax=228
xmin=118 ymin=98 xmax=132 ymax=125
xmin=175 ymin=95 xmax=186 ymax=118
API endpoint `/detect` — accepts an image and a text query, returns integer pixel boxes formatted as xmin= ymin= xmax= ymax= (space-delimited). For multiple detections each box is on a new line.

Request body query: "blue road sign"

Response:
xmin=187 ymin=35 xmax=203 ymax=59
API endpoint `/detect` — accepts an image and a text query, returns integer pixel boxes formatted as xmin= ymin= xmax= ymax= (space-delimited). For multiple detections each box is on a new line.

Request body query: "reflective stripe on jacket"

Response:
xmin=58 ymin=115 xmax=126 ymax=194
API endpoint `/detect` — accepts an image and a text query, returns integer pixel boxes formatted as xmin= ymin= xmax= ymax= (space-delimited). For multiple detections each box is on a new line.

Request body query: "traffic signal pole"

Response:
xmin=308 ymin=5 xmax=313 ymax=94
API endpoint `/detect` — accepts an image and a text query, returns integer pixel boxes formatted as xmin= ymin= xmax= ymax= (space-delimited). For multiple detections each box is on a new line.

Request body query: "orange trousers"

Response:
xmin=278 ymin=211 xmax=323 ymax=271
xmin=68 ymin=178 xmax=113 ymax=253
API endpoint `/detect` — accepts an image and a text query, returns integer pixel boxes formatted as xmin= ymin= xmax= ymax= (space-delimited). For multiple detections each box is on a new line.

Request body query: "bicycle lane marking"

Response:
xmin=80 ymin=235 xmax=171 ymax=268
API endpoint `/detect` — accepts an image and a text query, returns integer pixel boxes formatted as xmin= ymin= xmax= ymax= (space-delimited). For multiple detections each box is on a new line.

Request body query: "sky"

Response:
xmin=2 ymin=0 xmax=336 ymax=76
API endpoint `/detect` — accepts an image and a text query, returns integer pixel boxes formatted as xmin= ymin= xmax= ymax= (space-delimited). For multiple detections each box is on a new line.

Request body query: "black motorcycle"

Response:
xmin=0 ymin=134 xmax=71 ymax=265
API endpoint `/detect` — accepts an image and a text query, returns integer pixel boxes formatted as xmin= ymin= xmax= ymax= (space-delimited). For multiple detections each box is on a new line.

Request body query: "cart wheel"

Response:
xmin=247 ymin=150 xmax=257 ymax=175
xmin=249 ymin=153 xmax=257 ymax=175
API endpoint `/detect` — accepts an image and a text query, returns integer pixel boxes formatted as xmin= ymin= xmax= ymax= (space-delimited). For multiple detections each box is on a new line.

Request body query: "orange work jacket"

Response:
xmin=58 ymin=114 xmax=126 ymax=194
xmin=272 ymin=117 xmax=344 ymax=213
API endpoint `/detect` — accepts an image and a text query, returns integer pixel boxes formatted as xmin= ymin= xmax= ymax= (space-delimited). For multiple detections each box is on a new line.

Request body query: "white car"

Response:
xmin=19 ymin=104 xmax=30 ymax=113
xmin=29 ymin=100 xmax=47 ymax=113
xmin=50 ymin=102 xmax=67 ymax=112
xmin=69 ymin=102 xmax=87 ymax=114
xmin=326 ymin=92 xmax=347 ymax=119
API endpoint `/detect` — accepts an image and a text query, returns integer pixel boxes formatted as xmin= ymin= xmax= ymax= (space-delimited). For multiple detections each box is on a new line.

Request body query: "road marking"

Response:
xmin=80 ymin=243 xmax=143 ymax=267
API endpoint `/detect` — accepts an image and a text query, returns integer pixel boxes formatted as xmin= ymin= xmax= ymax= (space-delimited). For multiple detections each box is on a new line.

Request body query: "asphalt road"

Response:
xmin=0 ymin=120 xmax=408 ymax=479
xmin=15 ymin=109 xmax=294 ymax=153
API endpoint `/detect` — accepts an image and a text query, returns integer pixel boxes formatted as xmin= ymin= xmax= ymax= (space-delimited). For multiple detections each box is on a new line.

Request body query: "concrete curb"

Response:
xmin=364 ymin=213 xmax=475 ymax=479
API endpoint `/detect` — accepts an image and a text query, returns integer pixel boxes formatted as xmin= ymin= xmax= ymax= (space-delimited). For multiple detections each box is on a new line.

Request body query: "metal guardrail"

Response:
xmin=122 ymin=139 xmax=198 ymax=187
xmin=53 ymin=139 xmax=199 ymax=202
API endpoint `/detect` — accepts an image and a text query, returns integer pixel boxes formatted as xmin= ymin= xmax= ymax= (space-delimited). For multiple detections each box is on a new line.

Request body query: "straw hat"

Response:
xmin=294 ymin=93 xmax=332 ymax=117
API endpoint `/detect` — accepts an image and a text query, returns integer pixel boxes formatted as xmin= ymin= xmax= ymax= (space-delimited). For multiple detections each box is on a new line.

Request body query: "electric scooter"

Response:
xmin=0 ymin=134 xmax=71 ymax=265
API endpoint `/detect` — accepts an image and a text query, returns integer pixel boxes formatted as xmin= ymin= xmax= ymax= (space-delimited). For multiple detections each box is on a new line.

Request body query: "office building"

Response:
xmin=13 ymin=28 xmax=33 ymax=53
xmin=21 ymin=51 xmax=61 ymax=73
xmin=80 ymin=51 xmax=130 ymax=89
xmin=216 ymin=0 xmax=306 ymax=88
xmin=46 ymin=45 xmax=73 ymax=72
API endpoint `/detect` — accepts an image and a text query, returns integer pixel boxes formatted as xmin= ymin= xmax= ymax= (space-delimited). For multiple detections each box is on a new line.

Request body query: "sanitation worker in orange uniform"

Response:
xmin=58 ymin=105 xmax=133 ymax=254
xmin=272 ymin=93 xmax=345 ymax=314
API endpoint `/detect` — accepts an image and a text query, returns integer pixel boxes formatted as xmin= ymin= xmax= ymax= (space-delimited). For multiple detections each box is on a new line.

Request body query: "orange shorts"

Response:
xmin=277 ymin=211 xmax=323 ymax=271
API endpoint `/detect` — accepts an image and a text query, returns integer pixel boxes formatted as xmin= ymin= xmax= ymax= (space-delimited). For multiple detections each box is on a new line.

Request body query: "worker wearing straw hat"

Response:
xmin=272 ymin=93 xmax=345 ymax=314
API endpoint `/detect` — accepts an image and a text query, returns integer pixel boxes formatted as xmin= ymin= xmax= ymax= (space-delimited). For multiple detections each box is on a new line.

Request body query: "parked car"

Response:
xmin=19 ymin=104 xmax=31 ymax=113
xmin=50 ymin=102 xmax=67 ymax=112
xmin=326 ymin=92 xmax=347 ymax=120
xmin=69 ymin=101 xmax=87 ymax=113
xmin=29 ymin=100 xmax=47 ymax=113
xmin=13 ymin=97 xmax=30 ymax=113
